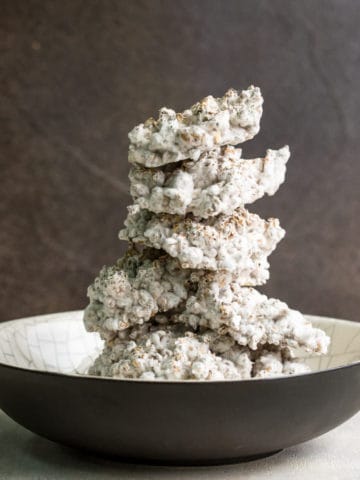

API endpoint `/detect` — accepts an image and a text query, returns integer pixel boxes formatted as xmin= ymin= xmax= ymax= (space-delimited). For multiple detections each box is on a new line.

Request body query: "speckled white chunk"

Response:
xmin=84 ymin=250 xmax=192 ymax=339
xmin=174 ymin=278 xmax=330 ymax=353
xmin=89 ymin=324 xmax=253 ymax=381
xmin=253 ymin=351 xmax=311 ymax=378
xmin=282 ymin=360 xmax=311 ymax=376
xmin=119 ymin=206 xmax=285 ymax=279
xmin=129 ymin=146 xmax=290 ymax=218
xmin=128 ymin=86 xmax=263 ymax=167
xmin=89 ymin=322 xmax=313 ymax=380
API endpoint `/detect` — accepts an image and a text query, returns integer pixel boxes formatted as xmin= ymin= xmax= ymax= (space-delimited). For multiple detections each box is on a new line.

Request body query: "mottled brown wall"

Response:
xmin=1 ymin=0 xmax=359 ymax=322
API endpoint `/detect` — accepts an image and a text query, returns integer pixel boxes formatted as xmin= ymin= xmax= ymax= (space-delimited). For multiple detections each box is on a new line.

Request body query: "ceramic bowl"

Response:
xmin=0 ymin=311 xmax=359 ymax=465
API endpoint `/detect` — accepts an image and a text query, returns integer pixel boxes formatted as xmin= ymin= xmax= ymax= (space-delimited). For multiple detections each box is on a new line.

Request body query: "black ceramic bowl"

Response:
xmin=0 ymin=311 xmax=359 ymax=465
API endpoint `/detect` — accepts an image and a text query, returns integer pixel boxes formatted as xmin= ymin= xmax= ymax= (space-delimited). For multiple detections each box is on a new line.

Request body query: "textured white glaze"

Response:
xmin=84 ymin=250 xmax=192 ymax=339
xmin=84 ymin=253 xmax=328 ymax=355
xmin=129 ymin=146 xmax=289 ymax=218
xmin=172 ymin=278 xmax=329 ymax=353
xmin=128 ymin=86 xmax=263 ymax=167
xmin=88 ymin=321 xmax=318 ymax=381
xmin=253 ymin=351 xmax=311 ymax=378
xmin=119 ymin=206 xmax=285 ymax=276
xmin=89 ymin=324 xmax=254 ymax=380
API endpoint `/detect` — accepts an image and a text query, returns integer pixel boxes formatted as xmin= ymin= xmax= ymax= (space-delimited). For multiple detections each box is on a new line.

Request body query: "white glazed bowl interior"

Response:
xmin=0 ymin=311 xmax=359 ymax=377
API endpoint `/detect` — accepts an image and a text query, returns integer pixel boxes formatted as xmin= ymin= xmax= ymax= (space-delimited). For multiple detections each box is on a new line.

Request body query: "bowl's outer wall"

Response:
xmin=0 ymin=363 xmax=359 ymax=463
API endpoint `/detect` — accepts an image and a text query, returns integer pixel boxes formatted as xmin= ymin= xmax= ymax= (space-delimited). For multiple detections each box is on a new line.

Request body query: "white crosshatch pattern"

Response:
xmin=0 ymin=311 xmax=103 ymax=375
xmin=0 ymin=311 xmax=359 ymax=377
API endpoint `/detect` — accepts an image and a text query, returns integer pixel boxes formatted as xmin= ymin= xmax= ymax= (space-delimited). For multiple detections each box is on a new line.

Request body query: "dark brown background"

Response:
xmin=1 ymin=0 xmax=359 ymax=323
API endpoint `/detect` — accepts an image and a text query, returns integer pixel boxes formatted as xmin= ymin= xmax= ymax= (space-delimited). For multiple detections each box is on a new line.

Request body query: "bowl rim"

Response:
xmin=0 ymin=310 xmax=359 ymax=385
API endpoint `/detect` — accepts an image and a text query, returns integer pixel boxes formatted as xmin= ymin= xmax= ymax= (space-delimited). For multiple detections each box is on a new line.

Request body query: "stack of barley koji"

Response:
xmin=84 ymin=86 xmax=330 ymax=380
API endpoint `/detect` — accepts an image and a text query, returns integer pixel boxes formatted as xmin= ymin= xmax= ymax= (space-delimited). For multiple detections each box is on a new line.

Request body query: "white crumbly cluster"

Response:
xmin=89 ymin=324 xmax=253 ymax=380
xmin=119 ymin=206 xmax=285 ymax=276
xmin=172 ymin=276 xmax=330 ymax=352
xmin=85 ymin=86 xmax=330 ymax=381
xmin=128 ymin=86 xmax=263 ymax=167
xmin=253 ymin=351 xmax=311 ymax=378
xmin=129 ymin=146 xmax=289 ymax=218
xmin=89 ymin=323 xmax=308 ymax=380
xmin=84 ymin=250 xmax=192 ymax=340
xmin=90 ymin=325 xmax=307 ymax=381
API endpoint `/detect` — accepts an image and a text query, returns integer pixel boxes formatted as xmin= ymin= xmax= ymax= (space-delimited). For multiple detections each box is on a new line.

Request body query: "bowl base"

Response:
xmin=137 ymin=449 xmax=284 ymax=466
xmin=67 ymin=444 xmax=284 ymax=466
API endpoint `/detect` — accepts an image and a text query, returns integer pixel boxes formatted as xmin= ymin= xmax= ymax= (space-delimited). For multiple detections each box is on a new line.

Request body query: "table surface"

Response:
xmin=0 ymin=410 xmax=359 ymax=480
